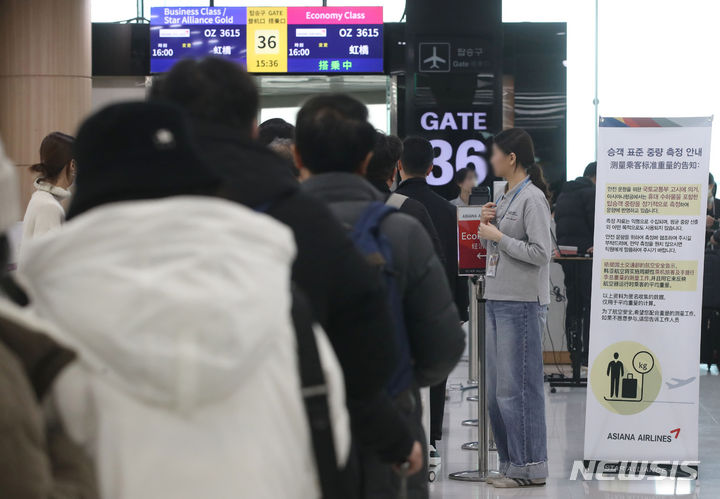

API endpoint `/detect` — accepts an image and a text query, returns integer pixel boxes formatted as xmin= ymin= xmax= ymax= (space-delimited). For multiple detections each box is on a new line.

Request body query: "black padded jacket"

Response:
xmin=395 ymin=178 xmax=470 ymax=321
xmin=554 ymin=176 xmax=596 ymax=254
xmin=191 ymin=121 xmax=415 ymax=464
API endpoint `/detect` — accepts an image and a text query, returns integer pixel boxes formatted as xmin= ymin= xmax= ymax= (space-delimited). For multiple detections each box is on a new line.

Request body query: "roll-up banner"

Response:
xmin=457 ymin=206 xmax=486 ymax=276
xmin=584 ymin=116 xmax=713 ymax=477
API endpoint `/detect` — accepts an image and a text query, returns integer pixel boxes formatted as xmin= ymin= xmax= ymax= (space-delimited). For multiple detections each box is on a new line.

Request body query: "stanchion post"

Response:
xmin=449 ymin=274 xmax=498 ymax=482
xmin=475 ymin=275 xmax=489 ymax=474
xmin=467 ymin=276 xmax=479 ymax=385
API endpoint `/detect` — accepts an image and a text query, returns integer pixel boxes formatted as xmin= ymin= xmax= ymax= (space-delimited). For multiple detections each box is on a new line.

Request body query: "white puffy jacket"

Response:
xmin=19 ymin=196 xmax=350 ymax=499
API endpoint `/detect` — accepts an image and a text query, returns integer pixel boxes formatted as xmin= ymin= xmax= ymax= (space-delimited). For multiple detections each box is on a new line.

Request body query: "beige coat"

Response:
xmin=0 ymin=298 xmax=97 ymax=499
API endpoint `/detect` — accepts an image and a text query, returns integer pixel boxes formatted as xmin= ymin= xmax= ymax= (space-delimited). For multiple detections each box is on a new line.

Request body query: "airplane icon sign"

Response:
xmin=665 ymin=377 xmax=696 ymax=390
xmin=423 ymin=47 xmax=446 ymax=69
xmin=419 ymin=43 xmax=450 ymax=72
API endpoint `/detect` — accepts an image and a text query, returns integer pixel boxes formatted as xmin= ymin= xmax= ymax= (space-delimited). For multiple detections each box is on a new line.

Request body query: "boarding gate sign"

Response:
xmin=584 ymin=117 xmax=713 ymax=474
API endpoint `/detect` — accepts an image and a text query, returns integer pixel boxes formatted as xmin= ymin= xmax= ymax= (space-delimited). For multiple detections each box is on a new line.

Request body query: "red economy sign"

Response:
xmin=457 ymin=206 xmax=486 ymax=275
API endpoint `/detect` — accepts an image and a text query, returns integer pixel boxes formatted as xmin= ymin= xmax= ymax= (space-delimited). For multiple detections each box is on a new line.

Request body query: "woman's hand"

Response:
xmin=477 ymin=221 xmax=503 ymax=242
xmin=481 ymin=202 xmax=497 ymax=224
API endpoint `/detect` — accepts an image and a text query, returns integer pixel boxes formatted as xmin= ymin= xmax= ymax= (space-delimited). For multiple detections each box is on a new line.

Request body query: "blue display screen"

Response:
xmin=149 ymin=6 xmax=384 ymax=74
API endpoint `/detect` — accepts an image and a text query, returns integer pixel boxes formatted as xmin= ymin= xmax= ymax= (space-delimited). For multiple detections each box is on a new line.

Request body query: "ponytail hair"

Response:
xmin=526 ymin=162 xmax=551 ymax=202
xmin=31 ymin=132 xmax=74 ymax=181
xmin=493 ymin=127 xmax=551 ymax=202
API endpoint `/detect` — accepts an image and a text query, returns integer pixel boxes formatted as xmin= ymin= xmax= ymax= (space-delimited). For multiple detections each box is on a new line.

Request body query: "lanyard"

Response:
xmin=496 ymin=177 xmax=531 ymax=225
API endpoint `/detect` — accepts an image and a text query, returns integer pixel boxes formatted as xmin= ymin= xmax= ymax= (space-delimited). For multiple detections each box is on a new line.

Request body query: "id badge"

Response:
xmin=487 ymin=253 xmax=499 ymax=278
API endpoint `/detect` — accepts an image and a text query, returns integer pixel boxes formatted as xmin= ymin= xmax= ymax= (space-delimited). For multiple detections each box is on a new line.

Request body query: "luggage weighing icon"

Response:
xmin=604 ymin=351 xmax=654 ymax=402
xmin=621 ymin=373 xmax=637 ymax=399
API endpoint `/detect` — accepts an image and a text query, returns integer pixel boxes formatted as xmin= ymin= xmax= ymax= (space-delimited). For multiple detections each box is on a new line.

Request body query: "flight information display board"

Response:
xmin=150 ymin=6 xmax=383 ymax=74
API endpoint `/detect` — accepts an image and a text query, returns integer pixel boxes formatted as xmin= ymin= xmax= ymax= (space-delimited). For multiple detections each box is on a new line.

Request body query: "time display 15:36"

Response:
xmin=254 ymin=59 xmax=279 ymax=69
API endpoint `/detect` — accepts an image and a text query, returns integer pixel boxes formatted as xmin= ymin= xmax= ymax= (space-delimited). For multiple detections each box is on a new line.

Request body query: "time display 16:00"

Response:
xmin=152 ymin=48 xmax=174 ymax=57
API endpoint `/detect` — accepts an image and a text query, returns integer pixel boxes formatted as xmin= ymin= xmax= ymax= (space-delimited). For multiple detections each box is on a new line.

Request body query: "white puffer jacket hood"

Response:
xmin=19 ymin=196 xmax=349 ymax=499
xmin=22 ymin=196 xmax=295 ymax=410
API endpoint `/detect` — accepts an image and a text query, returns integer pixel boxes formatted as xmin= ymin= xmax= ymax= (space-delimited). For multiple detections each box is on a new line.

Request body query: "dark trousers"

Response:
xmin=561 ymin=260 xmax=593 ymax=364
xmin=429 ymin=378 xmax=447 ymax=445
xmin=701 ymin=308 xmax=720 ymax=366
xmin=359 ymin=387 xmax=429 ymax=499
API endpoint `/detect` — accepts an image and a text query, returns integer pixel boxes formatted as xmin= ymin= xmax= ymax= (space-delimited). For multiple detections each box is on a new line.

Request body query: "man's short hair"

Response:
xmin=366 ymin=132 xmax=403 ymax=184
xmin=400 ymin=136 xmax=434 ymax=176
xmin=583 ymin=161 xmax=597 ymax=178
xmin=258 ymin=118 xmax=295 ymax=146
xmin=149 ymin=57 xmax=258 ymax=136
xmin=295 ymin=94 xmax=376 ymax=174
xmin=454 ymin=167 xmax=474 ymax=185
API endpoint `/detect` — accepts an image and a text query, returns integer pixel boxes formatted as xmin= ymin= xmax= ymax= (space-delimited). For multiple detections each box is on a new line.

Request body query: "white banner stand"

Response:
xmin=584 ymin=116 xmax=713 ymax=477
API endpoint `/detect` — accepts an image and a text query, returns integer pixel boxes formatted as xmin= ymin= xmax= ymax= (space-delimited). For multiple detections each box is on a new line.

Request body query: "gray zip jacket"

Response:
xmin=303 ymin=172 xmax=465 ymax=387
xmin=482 ymin=177 xmax=552 ymax=305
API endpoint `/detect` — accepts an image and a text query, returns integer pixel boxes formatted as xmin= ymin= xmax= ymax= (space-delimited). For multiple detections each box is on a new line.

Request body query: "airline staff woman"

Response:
xmin=477 ymin=128 xmax=552 ymax=488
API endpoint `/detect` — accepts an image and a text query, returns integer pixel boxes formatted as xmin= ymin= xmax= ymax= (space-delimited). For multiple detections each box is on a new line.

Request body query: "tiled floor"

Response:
xmin=429 ymin=360 xmax=719 ymax=498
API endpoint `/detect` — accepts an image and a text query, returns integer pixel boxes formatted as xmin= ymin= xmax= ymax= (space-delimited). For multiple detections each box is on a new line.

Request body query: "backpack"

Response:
xmin=349 ymin=201 xmax=413 ymax=397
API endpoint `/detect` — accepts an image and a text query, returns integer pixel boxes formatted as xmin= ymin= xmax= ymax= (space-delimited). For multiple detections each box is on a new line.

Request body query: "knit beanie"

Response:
xmin=68 ymin=101 xmax=221 ymax=219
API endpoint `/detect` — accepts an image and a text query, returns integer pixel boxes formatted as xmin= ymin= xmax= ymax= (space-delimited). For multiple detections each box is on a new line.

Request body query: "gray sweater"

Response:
xmin=482 ymin=178 xmax=552 ymax=305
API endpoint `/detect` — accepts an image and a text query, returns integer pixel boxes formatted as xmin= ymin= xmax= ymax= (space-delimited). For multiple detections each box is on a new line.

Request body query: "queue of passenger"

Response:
xmin=0 ymin=56 xmax=556 ymax=497
xmin=296 ymin=93 xmax=465 ymax=497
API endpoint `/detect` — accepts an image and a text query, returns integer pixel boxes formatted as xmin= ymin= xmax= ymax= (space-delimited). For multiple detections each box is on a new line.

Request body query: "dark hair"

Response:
xmin=583 ymin=161 xmax=597 ymax=178
xmin=295 ymin=94 xmax=376 ymax=174
xmin=149 ymin=57 xmax=258 ymax=137
xmin=31 ymin=132 xmax=74 ymax=181
xmin=400 ymin=136 xmax=434 ymax=176
xmin=68 ymin=101 xmax=221 ymax=219
xmin=455 ymin=167 xmax=476 ymax=185
xmin=268 ymin=138 xmax=299 ymax=178
xmin=258 ymin=118 xmax=295 ymax=146
xmin=710 ymin=173 xmax=715 ymax=185
xmin=366 ymin=132 xmax=403 ymax=184
xmin=493 ymin=128 xmax=551 ymax=201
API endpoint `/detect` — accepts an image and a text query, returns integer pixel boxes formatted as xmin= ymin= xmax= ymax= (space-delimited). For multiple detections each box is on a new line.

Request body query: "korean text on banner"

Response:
xmin=584 ymin=116 xmax=713 ymax=470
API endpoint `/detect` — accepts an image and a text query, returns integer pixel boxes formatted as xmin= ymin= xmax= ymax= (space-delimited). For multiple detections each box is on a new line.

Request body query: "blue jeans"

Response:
xmin=485 ymin=300 xmax=548 ymax=479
